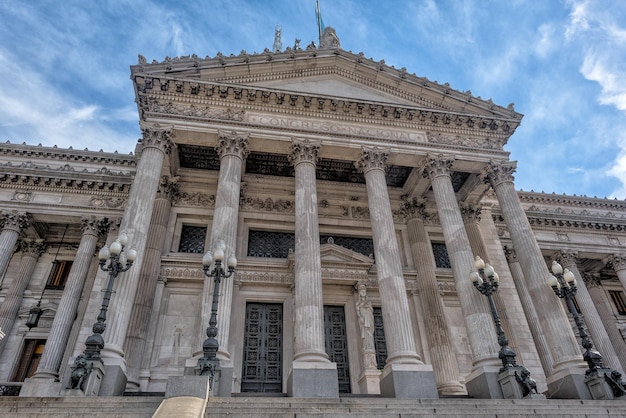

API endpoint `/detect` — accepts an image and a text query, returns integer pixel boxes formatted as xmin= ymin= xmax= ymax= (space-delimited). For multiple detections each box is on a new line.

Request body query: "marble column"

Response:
xmin=99 ymin=124 xmax=173 ymax=395
xmin=124 ymin=176 xmax=177 ymax=390
xmin=29 ymin=218 xmax=109 ymax=385
xmin=287 ymin=138 xmax=337 ymax=398
xmin=201 ymin=131 xmax=248 ymax=396
xmin=504 ymin=246 xmax=554 ymax=377
xmin=583 ymin=272 xmax=626 ymax=371
xmin=555 ymin=251 xmax=622 ymax=373
xmin=422 ymin=154 xmax=500 ymax=399
xmin=0 ymin=239 xmax=47 ymax=357
xmin=483 ymin=161 xmax=588 ymax=399
xmin=403 ymin=199 xmax=465 ymax=395
xmin=357 ymin=147 xmax=438 ymax=399
xmin=0 ymin=211 xmax=31 ymax=289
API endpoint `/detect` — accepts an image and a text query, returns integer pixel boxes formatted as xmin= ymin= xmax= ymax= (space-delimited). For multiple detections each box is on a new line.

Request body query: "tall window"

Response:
xmin=609 ymin=290 xmax=626 ymax=315
xmin=46 ymin=261 xmax=73 ymax=290
xmin=12 ymin=339 xmax=45 ymax=382
xmin=431 ymin=242 xmax=451 ymax=268
xmin=178 ymin=225 xmax=207 ymax=253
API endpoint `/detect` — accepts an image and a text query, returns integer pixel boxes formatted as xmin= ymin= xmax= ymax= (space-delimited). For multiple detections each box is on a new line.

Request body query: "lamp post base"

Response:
xmin=546 ymin=367 xmax=592 ymax=399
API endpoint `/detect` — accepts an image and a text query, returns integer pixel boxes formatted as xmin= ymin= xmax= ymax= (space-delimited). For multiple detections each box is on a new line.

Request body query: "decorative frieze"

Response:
xmin=159 ymin=266 xmax=205 ymax=281
xmin=426 ymin=132 xmax=505 ymax=150
xmin=89 ymin=196 xmax=126 ymax=208
xmin=172 ymin=191 xmax=216 ymax=208
xmin=240 ymin=197 xmax=294 ymax=213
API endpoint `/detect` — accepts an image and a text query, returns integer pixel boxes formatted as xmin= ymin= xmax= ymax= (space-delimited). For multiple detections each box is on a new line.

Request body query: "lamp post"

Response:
xmin=195 ymin=242 xmax=237 ymax=382
xmin=83 ymin=234 xmax=138 ymax=360
xmin=470 ymin=256 xmax=519 ymax=371
xmin=548 ymin=260 xmax=607 ymax=374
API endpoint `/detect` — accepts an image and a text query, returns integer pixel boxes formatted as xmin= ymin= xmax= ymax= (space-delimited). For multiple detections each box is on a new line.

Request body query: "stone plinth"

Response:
xmin=288 ymin=361 xmax=339 ymax=398
xmin=546 ymin=366 xmax=592 ymax=399
xmin=61 ymin=360 xmax=105 ymax=397
xmin=465 ymin=365 xmax=504 ymax=399
xmin=379 ymin=363 xmax=438 ymax=399
xmin=165 ymin=375 xmax=212 ymax=399
xmin=586 ymin=370 xmax=617 ymax=400
xmin=497 ymin=367 xmax=546 ymax=399
xmin=358 ymin=367 xmax=381 ymax=395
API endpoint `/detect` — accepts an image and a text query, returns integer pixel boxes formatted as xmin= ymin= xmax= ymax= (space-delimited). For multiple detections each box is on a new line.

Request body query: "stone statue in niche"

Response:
xmin=355 ymin=282 xmax=377 ymax=368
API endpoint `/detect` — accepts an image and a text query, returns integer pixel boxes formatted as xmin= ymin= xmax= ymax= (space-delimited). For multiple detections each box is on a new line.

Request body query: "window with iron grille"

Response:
xmin=247 ymin=231 xmax=295 ymax=258
xmin=609 ymin=290 xmax=626 ymax=315
xmin=372 ymin=307 xmax=388 ymax=370
xmin=178 ymin=225 xmax=207 ymax=253
xmin=46 ymin=261 xmax=73 ymax=290
xmin=432 ymin=243 xmax=451 ymax=268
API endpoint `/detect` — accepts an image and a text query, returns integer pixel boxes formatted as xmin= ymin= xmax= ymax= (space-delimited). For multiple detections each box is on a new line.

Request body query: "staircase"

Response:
xmin=1 ymin=396 xmax=626 ymax=417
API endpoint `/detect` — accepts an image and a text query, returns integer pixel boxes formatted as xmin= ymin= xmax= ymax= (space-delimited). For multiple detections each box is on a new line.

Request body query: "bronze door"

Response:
xmin=241 ymin=302 xmax=283 ymax=393
xmin=324 ymin=305 xmax=351 ymax=393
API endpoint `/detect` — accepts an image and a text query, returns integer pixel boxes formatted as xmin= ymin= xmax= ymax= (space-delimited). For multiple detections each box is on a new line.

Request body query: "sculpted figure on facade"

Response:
xmin=319 ymin=27 xmax=340 ymax=49
xmin=355 ymin=282 xmax=377 ymax=368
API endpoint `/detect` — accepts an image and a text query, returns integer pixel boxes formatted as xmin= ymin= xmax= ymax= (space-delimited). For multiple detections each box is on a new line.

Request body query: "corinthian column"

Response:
xmin=100 ymin=124 xmax=173 ymax=395
xmin=555 ymin=251 xmax=622 ymax=373
xmin=611 ymin=255 xmax=626 ymax=293
xmin=403 ymin=199 xmax=465 ymax=395
xmin=0 ymin=211 xmax=31 ymax=289
xmin=422 ymin=154 xmax=500 ymax=398
xmin=357 ymin=147 xmax=438 ymax=399
xmin=0 ymin=239 xmax=47 ymax=357
xmin=200 ymin=131 xmax=248 ymax=396
xmin=483 ymin=161 xmax=587 ymax=398
xmin=124 ymin=176 xmax=177 ymax=391
xmin=29 ymin=218 xmax=109 ymax=384
xmin=583 ymin=271 xmax=626 ymax=371
xmin=287 ymin=138 xmax=338 ymax=398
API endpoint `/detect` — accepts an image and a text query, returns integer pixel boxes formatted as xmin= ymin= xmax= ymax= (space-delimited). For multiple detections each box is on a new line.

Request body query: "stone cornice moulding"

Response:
xmin=518 ymin=191 xmax=626 ymax=211
xmin=132 ymin=48 xmax=521 ymax=121
xmin=0 ymin=142 xmax=136 ymax=167
xmin=136 ymin=80 xmax=518 ymax=142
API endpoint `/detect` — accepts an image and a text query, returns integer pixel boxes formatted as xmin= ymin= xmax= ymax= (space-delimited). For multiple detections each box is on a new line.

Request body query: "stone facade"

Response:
xmin=0 ymin=43 xmax=625 ymax=401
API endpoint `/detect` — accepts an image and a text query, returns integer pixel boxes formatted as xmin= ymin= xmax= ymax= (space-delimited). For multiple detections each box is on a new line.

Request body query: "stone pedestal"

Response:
xmin=358 ymin=367 xmax=381 ymax=395
xmin=99 ymin=363 xmax=127 ymax=396
xmin=379 ymin=363 xmax=438 ymax=399
xmin=546 ymin=367 xmax=592 ymax=399
xmin=288 ymin=361 xmax=339 ymax=398
xmin=61 ymin=361 xmax=105 ymax=397
xmin=586 ymin=370 xmax=617 ymax=400
xmin=465 ymin=365 xmax=503 ymax=399
xmin=165 ymin=375 xmax=213 ymax=399
xmin=19 ymin=379 xmax=62 ymax=397
xmin=497 ymin=368 xmax=546 ymax=399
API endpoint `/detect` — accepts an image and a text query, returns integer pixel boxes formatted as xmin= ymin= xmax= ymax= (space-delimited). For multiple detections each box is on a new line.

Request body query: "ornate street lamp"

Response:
xmin=470 ymin=256 xmax=519 ymax=371
xmin=83 ymin=233 xmax=138 ymax=360
xmin=195 ymin=242 xmax=237 ymax=383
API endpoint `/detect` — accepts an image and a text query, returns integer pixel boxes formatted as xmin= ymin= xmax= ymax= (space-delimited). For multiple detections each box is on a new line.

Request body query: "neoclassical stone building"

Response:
xmin=1 ymin=38 xmax=626 ymax=402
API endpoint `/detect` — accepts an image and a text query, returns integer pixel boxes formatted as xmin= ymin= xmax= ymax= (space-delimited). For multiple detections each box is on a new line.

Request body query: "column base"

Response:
xmin=465 ymin=365 xmax=503 ymax=399
xmin=288 ymin=361 xmax=339 ymax=398
xmin=98 ymin=364 xmax=127 ymax=396
xmin=60 ymin=360 xmax=106 ymax=397
xmin=379 ymin=363 xmax=438 ymax=399
xmin=546 ymin=367 xmax=592 ymax=399
xmin=19 ymin=378 xmax=62 ymax=397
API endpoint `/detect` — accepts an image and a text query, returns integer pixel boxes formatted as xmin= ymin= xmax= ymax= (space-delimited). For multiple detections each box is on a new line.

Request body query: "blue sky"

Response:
xmin=1 ymin=1 xmax=625 ymax=199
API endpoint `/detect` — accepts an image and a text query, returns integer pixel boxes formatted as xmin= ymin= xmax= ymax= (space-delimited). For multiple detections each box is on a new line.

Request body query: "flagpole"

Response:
xmin=316 ymin=0 xmax=322 ymax=44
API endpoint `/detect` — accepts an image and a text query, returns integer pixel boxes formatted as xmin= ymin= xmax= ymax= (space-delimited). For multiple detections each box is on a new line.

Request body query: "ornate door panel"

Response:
xmin=324 ymin=305 xmax=351 ymax=393
xmin=373 ymin=307 xmax=388 ymax=370
xmin=241 ymin=303 xmax=283 ymax=393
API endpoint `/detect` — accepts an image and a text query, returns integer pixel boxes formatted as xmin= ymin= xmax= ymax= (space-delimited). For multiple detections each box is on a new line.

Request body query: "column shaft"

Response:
xmin=103 ymin=126 xmax=173 ymax=362
xmin=484 ymin=162 xmax=583 ymax=372
xmin=33 ymin=218 xmax=104 ymax=379
xmin=406 ymin=212 xmax=464 ymax=394
xmin=424 ymin=156 xmax=498 ymax=368
xmin=290 ymin=140 xmax=327 ymax=362
xmin=358 ymin=148 xmax=420 ymax=365
xmin=0 ymin=239 xmax=46 ymax=356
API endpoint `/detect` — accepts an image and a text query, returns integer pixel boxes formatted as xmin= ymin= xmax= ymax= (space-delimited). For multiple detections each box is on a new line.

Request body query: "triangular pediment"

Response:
xmin=319 ymin=243 xmax=374 ymax=266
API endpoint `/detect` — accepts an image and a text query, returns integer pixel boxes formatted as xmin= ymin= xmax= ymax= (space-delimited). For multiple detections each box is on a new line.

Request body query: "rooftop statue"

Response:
xmin=319 ymin=26 xmax=340 ymax=49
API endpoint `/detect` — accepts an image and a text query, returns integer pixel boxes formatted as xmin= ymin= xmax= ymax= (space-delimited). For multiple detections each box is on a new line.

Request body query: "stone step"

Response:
xmin=0 ymin=396 xmax=163 ymax=417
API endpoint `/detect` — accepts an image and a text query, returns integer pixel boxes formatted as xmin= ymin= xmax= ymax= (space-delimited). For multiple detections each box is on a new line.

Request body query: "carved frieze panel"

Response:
xmin=426 ymin=132 xmax=505 ymax=150
xmin=147 ymin=99 xmax=245 ymax=121
xmin=172 ymin=192 xmax=216 ymax=208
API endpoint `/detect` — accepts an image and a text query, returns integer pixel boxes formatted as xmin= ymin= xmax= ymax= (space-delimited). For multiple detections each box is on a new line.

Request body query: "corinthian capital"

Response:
xmin=1 ymin=211 xmax=31 ymax=232
xmin=460 ymin=204 xmax=482 ymax=223
xmin=421 ymin=154 xmax=454 ymax=180
xmin=289 ymin=138 xmax=320 ymax=166
xmin=18 ymin=239 xmax=47 ymax=257
xmin=157 ymin=175 xmax=180 ymax=200
xmin=217 ymin=130 xmax=250 ymax=160
xmin=554 ymin=250 xmax=578 ymax=269
xmin=356 ymin=146 xmax=389 ymax=174
xmin=610 ymin=255 xmax=626 ymax=273
xmin=140 ymin=123 xmax=174 ymax=154
xmin=81 ymin=216 xmax=111 ymax=237
xmin=482 ymin=160 xmax=517 ymax=188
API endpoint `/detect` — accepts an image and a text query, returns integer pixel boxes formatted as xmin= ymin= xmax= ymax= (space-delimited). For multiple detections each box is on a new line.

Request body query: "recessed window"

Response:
xmin=247 ymin=231 xmax=295 ymax=258
xmin=46 ymin=261 xmax=73 ymax=290
xmin=12 ymin=339 xmax=45 ymax=382
xmin=432 ymin=243 xmax=451 ymax=268
xmin=609 ymin=290 xmax=626 ymax=315
xmin=178 ymin=225 xmax=207 ymax=254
